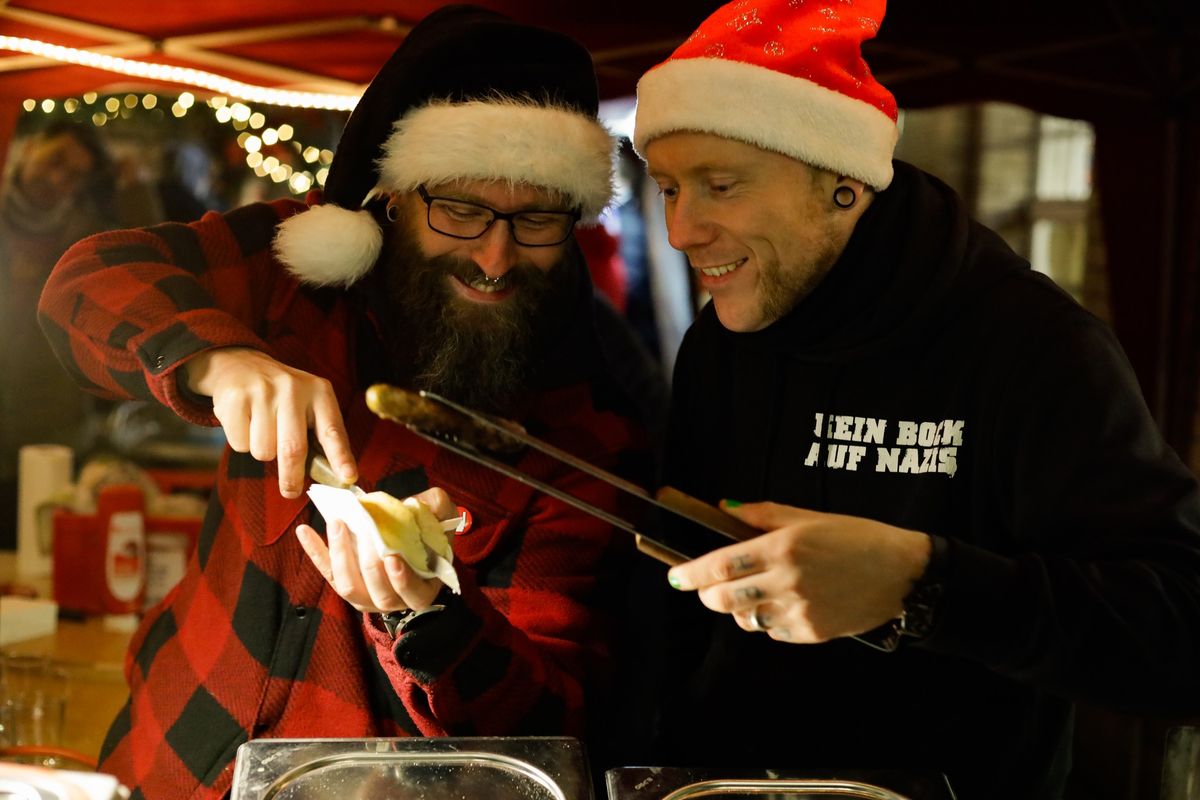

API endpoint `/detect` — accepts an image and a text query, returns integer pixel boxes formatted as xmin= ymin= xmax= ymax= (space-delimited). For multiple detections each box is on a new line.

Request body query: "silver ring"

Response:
xmin=749 ymin=606 xmax=769 ymax=632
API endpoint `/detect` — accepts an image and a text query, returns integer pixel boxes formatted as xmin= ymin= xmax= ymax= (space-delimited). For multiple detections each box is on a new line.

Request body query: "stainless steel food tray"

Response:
xmin=231 ymin=736 xmax=592 ymax=800
xmin=606 ymin=767 xmax=956 ymax=800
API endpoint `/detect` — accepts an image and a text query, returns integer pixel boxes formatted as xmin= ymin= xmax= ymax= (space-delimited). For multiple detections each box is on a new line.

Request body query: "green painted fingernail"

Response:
xmin=668 ymin=573 xmax=682 ymax=589
xmin=723 ymin=499 xmax=742 ymax=508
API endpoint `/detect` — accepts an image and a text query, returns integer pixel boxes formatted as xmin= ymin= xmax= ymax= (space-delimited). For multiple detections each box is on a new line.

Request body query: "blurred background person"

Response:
xmin=0 ymin=120 xmax=167 ymax=549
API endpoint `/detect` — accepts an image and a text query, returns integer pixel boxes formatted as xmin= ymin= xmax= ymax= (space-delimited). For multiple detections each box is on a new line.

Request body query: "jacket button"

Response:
xmin=294 ymin=605 xmax=308 ymax=618
xmin=154 ymin=355 xmax=167 ymax=370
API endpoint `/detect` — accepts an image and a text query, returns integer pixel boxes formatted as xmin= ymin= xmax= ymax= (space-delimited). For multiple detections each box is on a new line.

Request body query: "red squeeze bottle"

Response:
xmin=98 ymin=485 xmax=146 ymax=614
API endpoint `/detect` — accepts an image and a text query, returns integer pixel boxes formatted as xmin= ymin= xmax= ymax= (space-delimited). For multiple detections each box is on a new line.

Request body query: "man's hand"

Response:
xmin=294 ymin=487 xmax=456 ymax=613
xmin=666 ymin=501 xmax=931 ymax=643
xmin=185 ymin=347 xmax=357 ymax=498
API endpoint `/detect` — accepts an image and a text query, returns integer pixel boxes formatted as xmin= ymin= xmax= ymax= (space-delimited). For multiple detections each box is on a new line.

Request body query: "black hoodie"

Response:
xmin=655 ymin=161 xmax=1200 ymax=798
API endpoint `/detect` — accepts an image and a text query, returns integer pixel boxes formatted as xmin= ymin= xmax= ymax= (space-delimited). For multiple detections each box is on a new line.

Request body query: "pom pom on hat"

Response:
xmin=276 ymin=5 xmax=615 ymax=287
xmin=634 ymin=0 xmax=898 ymax=189
xmin=273 ymin=204 xmax=382 ymax=288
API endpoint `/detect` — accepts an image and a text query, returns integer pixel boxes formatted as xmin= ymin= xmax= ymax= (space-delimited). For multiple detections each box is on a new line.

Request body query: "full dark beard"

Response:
xmin=379 ymin=220 xmax=570 ymax=414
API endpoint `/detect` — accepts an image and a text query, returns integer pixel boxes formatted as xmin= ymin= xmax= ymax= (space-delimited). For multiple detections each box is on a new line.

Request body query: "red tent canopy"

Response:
xmin=0 ymin=1 xmax=720 ymax=197
xmin=0 ymin=1 xmax=714 ymax=106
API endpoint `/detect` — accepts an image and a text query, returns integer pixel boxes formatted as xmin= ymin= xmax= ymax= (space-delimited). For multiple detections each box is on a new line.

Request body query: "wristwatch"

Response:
xmin=852 ymin=534 xmax=950 ymax=652
xmin=377 ymin=604 xmax=446 ymax=639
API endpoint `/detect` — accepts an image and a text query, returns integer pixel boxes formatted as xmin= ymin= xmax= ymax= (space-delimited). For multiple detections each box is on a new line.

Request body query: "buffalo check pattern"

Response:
xmin=39 ymin=199 xmax=650 ymax=800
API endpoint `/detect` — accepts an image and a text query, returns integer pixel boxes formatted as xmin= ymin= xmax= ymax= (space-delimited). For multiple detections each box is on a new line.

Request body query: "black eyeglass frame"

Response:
xmin=415 ymin=185 xmax=581 ymax=247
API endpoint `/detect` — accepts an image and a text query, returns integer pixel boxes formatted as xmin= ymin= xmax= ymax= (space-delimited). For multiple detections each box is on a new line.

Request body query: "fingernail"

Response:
xmin=723 ymin=499 xmax=742 ymax=508
xmin=668 ymin=572 xmax=682 ymax=590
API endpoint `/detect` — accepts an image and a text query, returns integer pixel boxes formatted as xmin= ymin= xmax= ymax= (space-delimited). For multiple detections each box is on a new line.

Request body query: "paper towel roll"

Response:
xmin=17 ymin=444 xmax=73 ymax=579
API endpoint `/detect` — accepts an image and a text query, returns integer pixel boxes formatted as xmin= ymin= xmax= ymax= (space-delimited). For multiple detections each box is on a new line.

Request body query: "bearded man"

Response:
xmin=38 ymin=7 xmax=662 ymax=800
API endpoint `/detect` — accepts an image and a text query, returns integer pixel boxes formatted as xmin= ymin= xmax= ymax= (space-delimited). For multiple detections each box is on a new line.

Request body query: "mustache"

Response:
xmin=375 ymin=222 xmax=572 ymax=414
xmin=429 ymin=252 xmax=546 ymax=292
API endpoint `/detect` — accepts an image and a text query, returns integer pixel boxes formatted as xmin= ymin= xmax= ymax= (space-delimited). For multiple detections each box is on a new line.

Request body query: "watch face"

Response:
xmin=379 ymin=611 xmax=411 ymax=638
xmin=900 ymin=582 xmax=944 ymax=639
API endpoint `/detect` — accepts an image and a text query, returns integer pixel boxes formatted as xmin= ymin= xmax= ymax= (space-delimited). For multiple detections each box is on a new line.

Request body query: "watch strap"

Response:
xmin=852 ymin=534 xmax=950 ymax=652
xmin=377 ymin=604 xmax=446 ymax=639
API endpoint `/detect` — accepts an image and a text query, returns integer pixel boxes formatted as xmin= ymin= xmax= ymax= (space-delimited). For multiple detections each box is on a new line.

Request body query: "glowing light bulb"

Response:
xmin=290 ymin=173 xmax=313 ymax=194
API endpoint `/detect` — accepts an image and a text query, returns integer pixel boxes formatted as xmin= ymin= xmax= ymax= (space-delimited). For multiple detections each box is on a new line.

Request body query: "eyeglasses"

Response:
xmin=416 ymin=185 xmax=580 ymax=247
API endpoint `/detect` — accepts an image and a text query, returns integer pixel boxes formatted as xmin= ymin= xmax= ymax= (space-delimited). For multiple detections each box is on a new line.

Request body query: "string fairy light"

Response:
xmin=19 ymin=88 xmax=340 ymax=195
xmin=202 ymin=96 xmax=331 ymax=192
xmin=0 ymin=35 xmax=361 ymax=111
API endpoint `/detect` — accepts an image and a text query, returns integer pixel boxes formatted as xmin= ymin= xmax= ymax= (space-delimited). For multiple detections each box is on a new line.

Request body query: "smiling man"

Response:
xmin=38 ymin=7 xmax=662 ymax=799
xmin=644 ymin=132 xmax=860 ymax=333
xmin=372 ymin=179 xmax=584 ymax=411
xmin=631 ymin=1 xmax=1200 ymax=798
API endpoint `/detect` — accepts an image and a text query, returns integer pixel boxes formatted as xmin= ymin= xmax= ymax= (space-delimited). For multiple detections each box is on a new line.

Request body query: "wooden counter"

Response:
xmin=2 ymin=552 xmax=133 ymax=761
xmin=3 ymin=616 xmax=133 ymax=760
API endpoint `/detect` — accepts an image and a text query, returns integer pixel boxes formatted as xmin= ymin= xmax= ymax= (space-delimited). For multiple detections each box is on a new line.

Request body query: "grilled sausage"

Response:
xmin=365 ymin=383 xmax=525 ymax=454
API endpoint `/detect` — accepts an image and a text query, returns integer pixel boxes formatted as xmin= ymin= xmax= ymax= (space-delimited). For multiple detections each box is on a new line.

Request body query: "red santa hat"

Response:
xmin=633 ymin=0 xmax=898 ymax=189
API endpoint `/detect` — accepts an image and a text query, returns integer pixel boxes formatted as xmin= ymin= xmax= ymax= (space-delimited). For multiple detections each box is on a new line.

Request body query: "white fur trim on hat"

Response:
xmin=634 ymin=58 xmax=898 ymax=190
xmin=376 ymin=99 xmax=616 ymax=218
xmin=273 ymin=203 xmax=383 ymax=288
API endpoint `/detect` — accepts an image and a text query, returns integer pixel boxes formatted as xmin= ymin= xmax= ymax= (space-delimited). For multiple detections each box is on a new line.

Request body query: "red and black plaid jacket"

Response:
xmin=39 ymin=200 xmax=654 ymax=800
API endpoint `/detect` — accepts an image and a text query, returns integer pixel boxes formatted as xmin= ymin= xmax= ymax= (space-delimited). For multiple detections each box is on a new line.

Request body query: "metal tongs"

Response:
xmin=371 ymin=389 xmax=760 ymax=565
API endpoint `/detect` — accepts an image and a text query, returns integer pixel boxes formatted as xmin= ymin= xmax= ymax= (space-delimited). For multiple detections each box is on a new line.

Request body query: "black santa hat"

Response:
xmin=273 ymin=4 xmax=615 ymax=287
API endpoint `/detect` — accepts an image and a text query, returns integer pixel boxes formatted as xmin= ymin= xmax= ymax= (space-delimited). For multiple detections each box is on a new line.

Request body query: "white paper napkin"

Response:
xmin=306 ymin=484 xmax=461 ymax=594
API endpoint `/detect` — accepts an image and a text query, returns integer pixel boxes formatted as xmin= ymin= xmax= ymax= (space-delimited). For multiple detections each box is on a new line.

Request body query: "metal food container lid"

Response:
xmin=605 ymin=767 xmax=957 ymax=800
xmin=0 ymin=763 xmax=127 ymax=800
xmin=230 ymin=737 xmax=593 ymax=800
